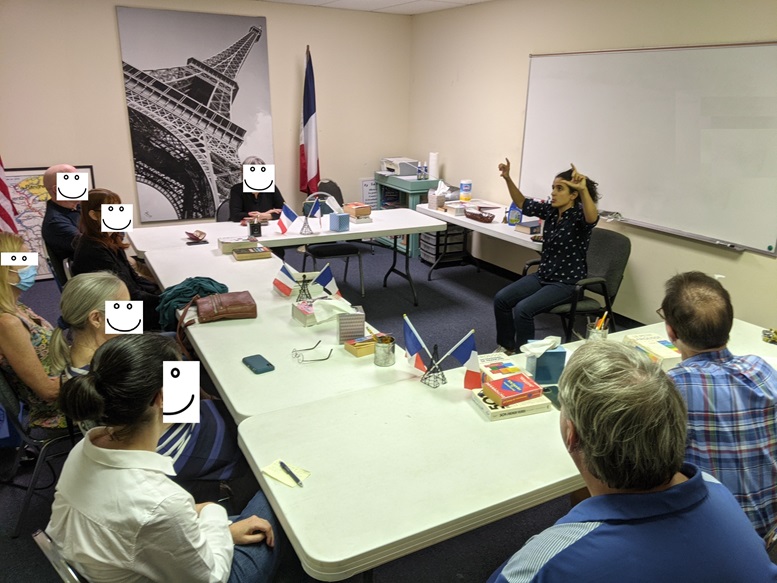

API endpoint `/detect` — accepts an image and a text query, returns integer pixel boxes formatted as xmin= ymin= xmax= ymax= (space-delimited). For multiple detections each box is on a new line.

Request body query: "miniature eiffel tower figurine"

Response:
xmin=296 ymin=274 xmax=313 ymax=301
xmin=300 ymin=215 xmax=314 ymax=235
xmin=421 ymin=344 xmax=447 ymax=388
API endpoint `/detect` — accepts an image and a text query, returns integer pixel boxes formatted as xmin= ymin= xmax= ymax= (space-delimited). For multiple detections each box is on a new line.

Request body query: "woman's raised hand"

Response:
xmin=498 ymin=158 xmax=511 ymax=179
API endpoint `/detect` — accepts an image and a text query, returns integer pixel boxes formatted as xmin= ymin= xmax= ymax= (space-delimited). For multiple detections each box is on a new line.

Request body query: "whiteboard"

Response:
xmin=519 ymin=43 xmax=777 ymax=255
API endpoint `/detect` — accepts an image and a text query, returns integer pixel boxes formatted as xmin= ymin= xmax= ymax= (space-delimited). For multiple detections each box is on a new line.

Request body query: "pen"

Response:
xmin=279 ymin=460 xmax=304 ymax=488
xmin=598 ymin=311 xmax=609 ymax=330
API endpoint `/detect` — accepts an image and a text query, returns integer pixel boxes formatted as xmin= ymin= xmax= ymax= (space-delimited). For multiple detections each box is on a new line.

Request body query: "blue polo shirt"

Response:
xmin=488 ymin=465 xmax=777 ymax=583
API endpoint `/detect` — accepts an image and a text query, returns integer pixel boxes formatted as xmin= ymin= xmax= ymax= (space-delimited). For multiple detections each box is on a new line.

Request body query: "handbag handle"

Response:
xmin=176 ymin=294 xmax=200 ymax=360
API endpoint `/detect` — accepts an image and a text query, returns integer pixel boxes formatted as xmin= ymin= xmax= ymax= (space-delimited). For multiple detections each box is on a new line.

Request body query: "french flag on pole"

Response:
xmin=278 ymin=203 xmax=297 ymax=234
xmin=311 ymin=263 xmax=341 ymax=297
xmin=299 ymin=46 xmax=320 ymax=195
xmin=403 ymin=316 xmax=428 ymax=374
xmin=273 ymin=263 xmax=299 ymax=297
xmin=308 ymin=197 xmax=321 ymax=218
xmin=448 ymin=331 xmax=480 ymax=389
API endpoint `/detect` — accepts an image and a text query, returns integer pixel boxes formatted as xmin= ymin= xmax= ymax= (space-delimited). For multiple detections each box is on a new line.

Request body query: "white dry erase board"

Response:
xmin=519 ymin=42 xmax=777 ymax=255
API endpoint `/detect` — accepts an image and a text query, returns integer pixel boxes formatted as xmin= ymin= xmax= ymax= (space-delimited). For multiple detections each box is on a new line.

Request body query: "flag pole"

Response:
xmin=437 ymin=329 xmax=475 ymax=365
xmin=403 ymin=314 xmax=433 ymax=358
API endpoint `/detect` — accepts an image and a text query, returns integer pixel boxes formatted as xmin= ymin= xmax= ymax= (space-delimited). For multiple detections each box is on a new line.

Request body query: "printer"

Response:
xmin=381 ymin=157 xmax=419 ymax=176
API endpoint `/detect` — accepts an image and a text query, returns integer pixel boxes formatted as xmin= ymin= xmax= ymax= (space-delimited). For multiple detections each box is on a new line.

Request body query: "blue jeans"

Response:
xmin=494 ymin=273 xmax=575 ymax=350
xmin=228 ymin=491 xmax=283 ymax=583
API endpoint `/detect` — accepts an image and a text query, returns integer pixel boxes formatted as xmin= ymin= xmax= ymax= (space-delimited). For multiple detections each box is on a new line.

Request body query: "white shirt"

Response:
xmin=47 ymin=428 xmax=234 ymax=583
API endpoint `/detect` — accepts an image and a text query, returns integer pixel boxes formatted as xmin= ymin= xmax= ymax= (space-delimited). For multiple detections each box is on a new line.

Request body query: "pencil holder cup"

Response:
xmin=586 ymin=323 xmax=608 ymax=341
xmin=374 ymin=335 xmax=396 ymax=367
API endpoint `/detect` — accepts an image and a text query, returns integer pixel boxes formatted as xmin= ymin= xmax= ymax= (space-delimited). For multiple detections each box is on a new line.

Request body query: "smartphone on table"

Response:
xmin=242 ymin=354 xmax=274 ymax=375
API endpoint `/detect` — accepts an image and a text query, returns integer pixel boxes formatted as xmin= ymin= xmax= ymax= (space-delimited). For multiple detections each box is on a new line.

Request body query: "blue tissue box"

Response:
xmin=330 ymin=213 xmax=350 ymax=232
xmin=528 ymin=340 xmax=566 ymax=385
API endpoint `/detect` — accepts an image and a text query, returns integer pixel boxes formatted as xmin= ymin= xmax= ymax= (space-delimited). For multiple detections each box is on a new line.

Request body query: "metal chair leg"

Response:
xmin=357 ymin=253 xmax=365 ymax=297
xmin=343 ymin=256 xmax=350 ymax=281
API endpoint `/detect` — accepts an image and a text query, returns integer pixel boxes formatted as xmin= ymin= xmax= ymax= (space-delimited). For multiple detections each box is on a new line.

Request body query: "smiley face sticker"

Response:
xmin=242 ymin=164 xmax=275 ymax=193
xmin=100 ymin=204 xmax=134 ymax=232
xmin=0 ymin=252 xmax=39 ymax=266
xmin=56 ymin=172 xmax=90 ymax=202
xmin=162 ymin=361 xmax=200 ymax=424
xmin=104 ymin=300 xmax=144 ymax=334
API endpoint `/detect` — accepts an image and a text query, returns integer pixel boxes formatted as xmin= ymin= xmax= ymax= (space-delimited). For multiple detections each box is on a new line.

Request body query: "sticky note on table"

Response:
xmin=261 ymin=459 xmax=310 ymax=488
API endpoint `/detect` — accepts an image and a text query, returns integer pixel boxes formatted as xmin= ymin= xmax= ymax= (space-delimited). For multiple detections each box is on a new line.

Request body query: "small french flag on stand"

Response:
xmin=403 ymin=316 xmax=428 ymax=374
xmin=448 ymin=330 xmax=480 ymax=389
xmin=308 ymin=197 xmax=321 ymax=218
xmin=311 ymin=263 xmax=341 ymax=297
xmin=273 ymin=263 xmax=299 ymax=297
xmin=278 ymin=204 xmax=298 ymax=234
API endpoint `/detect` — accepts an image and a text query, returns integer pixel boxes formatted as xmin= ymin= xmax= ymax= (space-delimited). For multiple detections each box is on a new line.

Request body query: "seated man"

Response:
xmin=41 ymin=164 xmax=81 ymax=284
xmin=489 ymin=341 xmax=777 ymax=583
xmin=661 ymin=271 xmax=777 ymax=539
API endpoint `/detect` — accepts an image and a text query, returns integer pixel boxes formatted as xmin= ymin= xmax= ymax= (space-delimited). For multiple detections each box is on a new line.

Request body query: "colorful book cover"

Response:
xmin=482 ymin=373 xmax=543 ymax=406
xmin=478 ymin=352 xmax=524 ymax=385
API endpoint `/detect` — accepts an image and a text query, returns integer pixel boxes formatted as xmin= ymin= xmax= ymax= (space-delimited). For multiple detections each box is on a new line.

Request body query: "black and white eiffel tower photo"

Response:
xmin=117 ymin=8 xmax=274 ymax=222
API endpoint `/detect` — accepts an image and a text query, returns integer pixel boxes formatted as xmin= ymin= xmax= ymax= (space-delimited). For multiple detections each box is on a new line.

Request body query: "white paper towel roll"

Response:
xmin=428 ymin=152 xmax=439 ymax=180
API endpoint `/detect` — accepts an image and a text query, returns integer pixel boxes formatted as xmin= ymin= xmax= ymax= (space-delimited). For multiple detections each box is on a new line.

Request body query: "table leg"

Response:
xmin=382 ymin=235 xmax=419 ymax=306
xmin=427 ymin=228 xmax=480 ymax=281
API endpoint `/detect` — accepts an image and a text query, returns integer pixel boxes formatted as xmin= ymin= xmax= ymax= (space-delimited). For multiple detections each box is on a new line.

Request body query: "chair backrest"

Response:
xmin=32 ymin=530 xmax=90 ymax=583
xmin=0 ymin=368 xmax=21 ymax=423
xmin=63 ymin=258 xmax=73 ymax=281
xmin=216 ymin=200 xmax=230 ymax=222
xmin=302 ymin=192 xmax=343 ymax=216
xmin=317 ymin=179 xmax=345 ymax=206
xmin=586 ymin=228 xmax=631 ymax=301
xmin=42 ymin=240 xmax=67 ymax=290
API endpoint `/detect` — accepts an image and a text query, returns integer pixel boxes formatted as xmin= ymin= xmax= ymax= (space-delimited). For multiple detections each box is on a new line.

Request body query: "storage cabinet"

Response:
xmin=375 ymin=173 xmax=438 ymax=256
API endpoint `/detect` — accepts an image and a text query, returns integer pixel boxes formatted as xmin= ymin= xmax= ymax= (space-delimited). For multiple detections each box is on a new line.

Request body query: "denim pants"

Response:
xmin=494 ymin=273 xmax=575 ymax=350
xmin=228 ymin=490 xmax=283 ymax=583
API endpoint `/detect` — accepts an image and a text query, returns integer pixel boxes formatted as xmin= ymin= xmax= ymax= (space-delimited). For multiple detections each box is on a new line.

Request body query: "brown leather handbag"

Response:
xmin=176 ymin=291 xmax=257 ymax=358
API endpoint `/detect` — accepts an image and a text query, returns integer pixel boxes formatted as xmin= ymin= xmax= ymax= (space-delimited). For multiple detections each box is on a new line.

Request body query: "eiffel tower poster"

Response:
xmin=116 ymin=8 xmax=273 ymax=222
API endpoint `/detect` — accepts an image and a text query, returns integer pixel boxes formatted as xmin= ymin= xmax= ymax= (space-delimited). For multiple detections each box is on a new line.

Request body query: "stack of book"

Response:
xmin=478 ymin=352 xmax=524 ymax=386
xmin=514 ymin=218 xmax=541 ymax=235
xmin=622 ymin=332 xmax=682 ymax=371
xmin=482 ymin=372 xmax=544 ymax=406
xmin=470 ymin=389 xmax=552 ymax=422
xmin=232 ymin=246 xmax=272 ymax=261
xmin=218 ymin=237 xmax=259 ymax=254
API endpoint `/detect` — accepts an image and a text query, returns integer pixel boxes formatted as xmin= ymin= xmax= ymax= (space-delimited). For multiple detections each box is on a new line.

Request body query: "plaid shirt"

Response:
xmin=668 ymin=349 xmax=777 ymax=537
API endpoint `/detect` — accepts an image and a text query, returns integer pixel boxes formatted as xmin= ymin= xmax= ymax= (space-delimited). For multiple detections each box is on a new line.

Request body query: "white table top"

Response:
xmin=415 ymin=203 xmax=542 ymax=252
xmin=239 ymin=370 xmax=582 ymax=581
xmin=237 ymin=317 xmax=777 ymax=581
xmin=129 ymin=208 xmax=447 ymax=258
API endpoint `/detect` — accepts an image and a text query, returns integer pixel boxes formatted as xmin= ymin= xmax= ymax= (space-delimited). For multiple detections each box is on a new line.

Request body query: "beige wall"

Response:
xmin=410 ymin=0 xmax=777 ymax=326
xmin=0 ymin=0 xmax=410 ymax=216
xmin=2 ymin=0 xmax=775 ymax=326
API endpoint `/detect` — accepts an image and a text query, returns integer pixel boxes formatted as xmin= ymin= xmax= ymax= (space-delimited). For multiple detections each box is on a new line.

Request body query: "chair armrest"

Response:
xmin=575 ymin=276 xmax=610 ymax=300
xmin=522 ymin=259 xmax=541 ymax=276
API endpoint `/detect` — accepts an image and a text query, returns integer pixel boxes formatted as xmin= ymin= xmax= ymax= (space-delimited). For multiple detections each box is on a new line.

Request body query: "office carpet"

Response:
xmin=1 ymin=245 xmax=640 ymax=582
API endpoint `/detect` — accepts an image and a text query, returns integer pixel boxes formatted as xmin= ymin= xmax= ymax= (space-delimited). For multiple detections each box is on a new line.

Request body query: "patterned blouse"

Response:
xmin=0 ymin=303 xmax=65 ymax=429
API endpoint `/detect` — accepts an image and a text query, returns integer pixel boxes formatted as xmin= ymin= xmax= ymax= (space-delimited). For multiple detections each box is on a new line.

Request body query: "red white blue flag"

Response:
xmin=403 ymin=315 xmax=429 ymax=374
xmin=0 ymin=157 xmax=19 ymax=234
xmin=278 ymin=203 xmax=298 ymax=234
xmin=443 ymin=330 xmax=480 ymax=389
xmin=308 ymin=197 xmax=321 ymax=218
xmin=273 ymin=263 xmax=299 ymax=297
xmin=312 ymin=263 xmax=341 ymax=297
xmin=299 ymin=46 xmax=320 ymax=195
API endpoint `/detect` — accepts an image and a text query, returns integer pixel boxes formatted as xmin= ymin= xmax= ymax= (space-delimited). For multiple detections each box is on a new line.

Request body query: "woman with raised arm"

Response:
xmin=493 ymin=160 xmax=599 ymax=354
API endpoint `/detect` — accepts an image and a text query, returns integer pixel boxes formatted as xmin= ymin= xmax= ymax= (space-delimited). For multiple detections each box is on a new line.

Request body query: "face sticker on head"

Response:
xmin=1 ymin=252 xmax=39 ymax=266
xmin=56 ymin=172 xmax=90 ymax=201
xmin=100 ymin=204 xmax=134 ymax=232
xmin=104 ymin=300 xmax=143 ymax=334
xmin=162 ymin=361 xmax=200 ymax=424
xmin=242 ymin=164 xmax=275 ymax=193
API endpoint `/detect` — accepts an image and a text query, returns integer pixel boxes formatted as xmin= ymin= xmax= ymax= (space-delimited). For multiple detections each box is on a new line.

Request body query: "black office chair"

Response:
xmin=0 ymin=371 xmax=78 ymax=538
xmin=300 ymin=180 xmax=365 ymax=297
xmin=32 ymin=530 xmax=90 ymax=582
xmin=216 ymin=200 xmax=230 ymax=222
xmin=523 ymin=228 xmax=631 ymax=342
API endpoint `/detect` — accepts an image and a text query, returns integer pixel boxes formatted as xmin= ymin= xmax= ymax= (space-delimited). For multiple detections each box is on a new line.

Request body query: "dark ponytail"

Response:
xmin=59 ymin=334 xmax=181 ymax=429
xmin=556 ymin=168 xmax=600 ymax=203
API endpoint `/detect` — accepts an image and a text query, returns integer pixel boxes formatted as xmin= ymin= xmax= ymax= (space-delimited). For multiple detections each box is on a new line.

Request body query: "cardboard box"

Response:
xmin=343 ymin=202 xmax=372 ymax=217
xmin=343 ymin=333 xmax=388 ymax=357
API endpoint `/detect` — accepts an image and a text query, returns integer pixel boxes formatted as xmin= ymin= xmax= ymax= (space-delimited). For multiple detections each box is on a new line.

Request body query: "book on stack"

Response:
xmin=349 ymin=215 xmax=373 ymax=224
xmin=343 ymin=202 xmax=372 ymax=217
xmin=470 ymin=389 xmax=552 ymax=422
xmin=478 ymin=352 xmax=525 ymax=386
xmin=218 ymin=237 xmax=259 ymax=254
xmin=482 ymin=373 xmax=544 ymax=406
xmin=622 ymin=333 xmax=682 ymax=371
xmin=514 ymin=219 xmax=542 ymax=234
xmin=232 ymin=246 xmax=272 ymax=261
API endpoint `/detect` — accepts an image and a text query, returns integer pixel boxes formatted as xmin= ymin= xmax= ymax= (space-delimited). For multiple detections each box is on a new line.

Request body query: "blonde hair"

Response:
xmin=49 ymin=271 xmax=125 ymax=374
xmin=558 ymin=341 xmax=687 ymax=490
xmin=0 ymin=232 xmax=26 ymax=314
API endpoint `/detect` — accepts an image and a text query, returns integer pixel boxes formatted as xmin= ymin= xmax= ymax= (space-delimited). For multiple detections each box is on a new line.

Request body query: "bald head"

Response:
xmin=43 ymin=164 xmax=78 ymax=208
